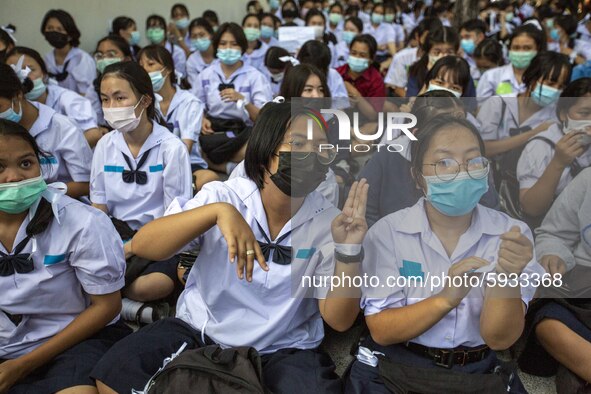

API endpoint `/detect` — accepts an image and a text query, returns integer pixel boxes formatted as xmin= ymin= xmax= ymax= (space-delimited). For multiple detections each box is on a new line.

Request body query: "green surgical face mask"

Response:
xmin=96 ymin=57 xmax=122 ymax=74
xmin=508 ymin=50 xmax=537 ymax=69
xmin=0 ymin=175 xmax=48 ymax=214
xmin=147 ymin=27 xmax=166 ymax=44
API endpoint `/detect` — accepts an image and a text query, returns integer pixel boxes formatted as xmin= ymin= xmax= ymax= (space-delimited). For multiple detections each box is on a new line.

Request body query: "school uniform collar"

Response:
xmin=506 ymin=99 xmax=556 ymax=128
xmin=226 ymin=177 xmax=332 ymax=242
xmin=113 ymin=122 xmax=173 ymax=158
xmin=397 ymin=198 xmax=505 ymax=237
xmin=28 ymin=101 xmax=55 ymax=138
xmin=500 ymin=64 xmax=522 ymax=89
xmin=167 ymin=89 xmax=189 ymax=118
xmin=48 ymin=47 xmax=79 ymax=69
xmin=213 ymin=61 xmax=248 ymax=82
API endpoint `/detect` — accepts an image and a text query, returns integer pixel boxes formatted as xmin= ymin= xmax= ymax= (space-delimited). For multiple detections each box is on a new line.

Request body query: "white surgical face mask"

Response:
xmin=565 ymin=116 xmax=591 ymax=133
xmin=103 ymin=99 xmax=145 ymax=133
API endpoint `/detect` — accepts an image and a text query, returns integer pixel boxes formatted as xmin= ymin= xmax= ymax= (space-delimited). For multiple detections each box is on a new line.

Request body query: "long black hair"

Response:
xmin=0 ymin=119 xmax=53 ymax=236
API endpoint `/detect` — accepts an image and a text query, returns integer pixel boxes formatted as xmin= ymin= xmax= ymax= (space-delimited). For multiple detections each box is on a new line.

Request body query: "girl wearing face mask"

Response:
xmin=40 ymin=9 xmax=95 ymax=96
xmin=383 ymin=2 xmax=405 ymax=51
xmin=242 ymin=14 xmax=269 ymax=70
xmin=472 ymin=38 xmax=504 ymax=86
xmin=145 ymin=15 xmax=187 ymax=77
xmin=263 ymin=46 xmax=292 ymax=97
xmin=478 ymin=51 xmax=572 ymax=158
xmin=281 ymin=0 xmax=305 ymax=26
xmin=384 ymin=17 xmax=443 ymax=98
xmin=420 ymin=55 xmax=474 ymax=99
xmin=477 ymin=25 xmax=546 ymax=98
xmin=139 ymin=46 xmax=217 ymax=191
xmin=327 ymin=2 xmax=345 ymax=42
xmin=334 ymin=16 xmax=363 ymax=68
xmin=185 ymin=18 xmax=217 ymax=89
xmin=91 ymin=61 xmax=192 ymax=307
xmin=260 ymin=13 xmax=279 ymax=46
xmin=365 ymin=3 xmax=397 ymax=67
xmin=168 ymin=3 xmax=192 ymax=57
xmin=92 ymin=102 xmax=364 ymax=394
xmin=0 ymin=119 xmax=130 ymax=394
xmin=360 ymin=91 xmax=499 ymax=227
xmin=407 ymin=26 xmax=459 ymax=97
xmin=346 ymin=115 xmax=542 ymax=394
xmin=305 ymin=9 xmax=339 ymax=68
xmin=548 ymin=15 xmax=591 ymax=66
xmin=90 ymin=36 xmax=133 ymax=127
xmin=337 ymin=34 xmax=385 ymax=120
xmin=112 ymin=16 xmax=141 ymax=60
xmin=517 ymin=78 xmax=591 ymax=220
xmin=5 ymin=47 xmax=103 ymax=149
xmin=0 ymin=63 xmax=92 ymax=199
xmin=195 ymin=23 xmax=272 ymax=174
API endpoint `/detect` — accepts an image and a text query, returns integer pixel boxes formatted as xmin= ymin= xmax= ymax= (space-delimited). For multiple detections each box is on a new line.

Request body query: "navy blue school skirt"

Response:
xmin=7 ymin=320 xmax=131 ymax=394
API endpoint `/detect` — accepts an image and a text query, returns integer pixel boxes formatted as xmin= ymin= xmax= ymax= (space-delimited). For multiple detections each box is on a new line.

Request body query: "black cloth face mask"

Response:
xmin=44 ymin=31 xmax=69 ymax=49
xmin=270 ymin=151 xmax=328 ymax=198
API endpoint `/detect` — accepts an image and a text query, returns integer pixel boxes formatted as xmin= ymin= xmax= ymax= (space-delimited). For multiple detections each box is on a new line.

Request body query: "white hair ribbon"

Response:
xmin=279 ymin=56 xmax=300 ymax=66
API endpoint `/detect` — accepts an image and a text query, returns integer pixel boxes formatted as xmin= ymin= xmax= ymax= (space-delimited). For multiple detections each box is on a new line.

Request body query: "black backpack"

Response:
xmin=144 ymin=345 xmax=267 ymax=394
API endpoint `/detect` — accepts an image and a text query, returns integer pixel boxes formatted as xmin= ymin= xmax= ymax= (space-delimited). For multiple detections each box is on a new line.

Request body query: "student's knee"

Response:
xmin=125 ymin=273 xmax=175 ymax=302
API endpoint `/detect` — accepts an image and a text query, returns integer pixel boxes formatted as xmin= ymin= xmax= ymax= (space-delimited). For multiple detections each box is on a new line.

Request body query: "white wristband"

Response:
xmin=335 ymin=243 xmax=362 ymax=255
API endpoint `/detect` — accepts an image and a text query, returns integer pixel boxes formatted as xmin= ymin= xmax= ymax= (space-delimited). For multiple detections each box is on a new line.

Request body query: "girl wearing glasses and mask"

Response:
xmin=91 ymin=61 xmax=192 ymax=305
xmin=92 ymin=101 xmax=366 ymax=394
xmin=346 ymin=115 xmax=543 ymax=393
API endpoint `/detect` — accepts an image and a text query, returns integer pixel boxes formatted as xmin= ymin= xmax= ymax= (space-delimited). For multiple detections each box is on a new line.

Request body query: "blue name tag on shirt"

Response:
xmin=39 ymin=156 xmax=58 ymax=165
xmin=104 ymin=165 xmax=124 ymax=173
xmin=44 ymin=254 xmax=67 ymax=266
xmin=149 ymin=164 xmax=164 ymax=172
xmin=399 ymin=259 xmax=424 ymax=279
xmin=296 ymin=248 xmax=316 ymax=259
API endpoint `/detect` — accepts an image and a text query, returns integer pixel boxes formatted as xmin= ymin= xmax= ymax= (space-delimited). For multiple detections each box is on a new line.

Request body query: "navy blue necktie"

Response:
xmin=256 ymin=222 xmax=292 ymax=265
xmin=0 ymin=235 xmax=33 ymax=277
xmin=48 ymin=59 xmax=71 ymax=82
xmin=122 ymin=148 xmax=151 ymax=185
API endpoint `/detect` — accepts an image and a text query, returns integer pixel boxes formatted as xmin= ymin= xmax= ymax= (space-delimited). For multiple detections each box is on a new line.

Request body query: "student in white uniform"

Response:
xmin=517 ymin=78 xmax=591 ymax=219
xmin=91 ymin=61 xmax=192 ymax=303
xmin=0 ymin=119 xmax=129 ymax=393
xmin=459 ymin=19 xmax=487 ymax=82
xmin=297 ymin=40 xmax=350 ymax=108
xmin=195 ymin=23 xmax=272 ymax=173
xmin=145 ymin=15 xmax=187 ymax=77
xmin=89 ymin=35 xmax=134 ymax=128
xmin=477 ymin=24 xmax=546 ymax=98
xmin=384 ymin=17 xmax=443 ymax=97
xmin=383 ymin=2 xmax=405 ymax=51
xmin=0 ymin=63 xmax=92 ymax=199
xmin=346 ymin=115 xmax=541 ymax=393
xmin=305 ymin=9 xmax=339 ymax=68
xmin=326 ymin=2 xmax=345 ymax=42
xmin=263 ymin=46 xmax=294 ymax=97
xmin=242 ymin=14 xmax=270 ymax=70
xmin=168 ymin=3 xmax=192 ymax=57
xmin=334 ymin=16 xmax=364 ymax=69
xmin=139 ymin=45 xmax=218 ymax=191
xmin=477 ymin=51 xmax=572 ymax=158
xmin=6 ymin=47 xmax=103 ymax=149
xmin=92 ymin=101 xmax=364 ymax=394
xmin=185 ymin=18 xmax=217 ymax=90
xmin=472 ymin=38 xmax=504 ymax=83
xmin=111 ymin=16 xmax=142 ymax=60
xmin=364 ymin=3 xmax=397 ymax=65
xmin=280 ymin=0 xmax=305 ymax=26
xmin=260 ymin=13 xmax=279 ymax=47
xmin=549 ymin=15 xmax=591 ymax=65
xmin=40 ymin=10 xmax=95 ymax=96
